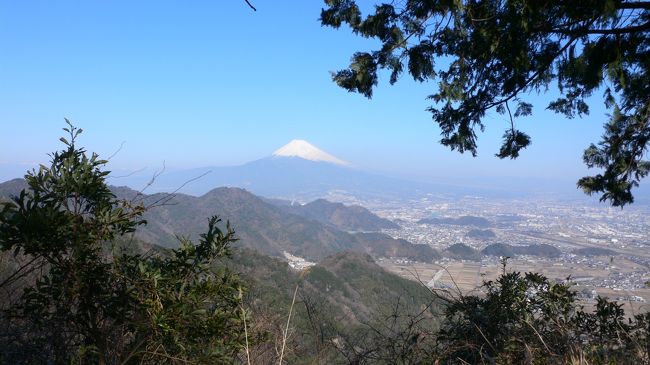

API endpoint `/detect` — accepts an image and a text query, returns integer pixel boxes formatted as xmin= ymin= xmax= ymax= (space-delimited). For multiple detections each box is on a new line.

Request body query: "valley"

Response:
xmin=364 ymin=195 xmax=650 ymax=314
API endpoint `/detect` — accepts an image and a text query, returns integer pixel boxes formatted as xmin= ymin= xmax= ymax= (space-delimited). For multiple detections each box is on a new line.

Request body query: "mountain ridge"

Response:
xmin=269 ymin=198 xmax=400 ymax=231
xmin=0 ymin=179 xmax=436 ymax=263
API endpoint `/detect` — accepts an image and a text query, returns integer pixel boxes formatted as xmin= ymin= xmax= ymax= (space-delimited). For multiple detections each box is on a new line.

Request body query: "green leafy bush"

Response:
xmin=0 ymin=121 xmax=248 ymax=364
xmin=435 ymin=268 xmax=650 ymax=364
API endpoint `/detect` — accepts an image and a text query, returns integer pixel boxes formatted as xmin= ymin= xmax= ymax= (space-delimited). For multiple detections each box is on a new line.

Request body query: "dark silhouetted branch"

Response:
xmin=244 ymin=0 xmax=256 ymax=11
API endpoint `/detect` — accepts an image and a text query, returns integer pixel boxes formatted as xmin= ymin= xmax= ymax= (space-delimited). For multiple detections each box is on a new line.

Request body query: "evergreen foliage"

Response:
xmin=0 ymin=121 xmax=247 ymax=364
xmin=321 ymin=0 xmax=650 ymax=206
xmin=435 ymin=269 xmax=650 ymax=364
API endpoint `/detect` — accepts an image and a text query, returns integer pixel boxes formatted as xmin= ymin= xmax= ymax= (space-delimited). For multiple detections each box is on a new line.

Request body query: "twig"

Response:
xmin=107 ymin=140 xmax=126 ymax=160
xmin=241 ymin=305 xmax=251 ymax=365
xmin=505 ymin=100 xmax=515 ymax=133
xmin=0 ymin=255 xmax=42 ymax=289
xmin=132 ymin=160 xmax=167 ymax=201
xmin=473 ymin=323 xmax=497 ymax=353
xmin=244 ymin=0 xmax=256 ymax=11
xmin=145 ymin=169 xmax=212 ymax=209
xmin=108 ymin=166 xmax=147 ymax=179
xmin=524 ymin=319 xmax=553 ymax=355
xmin=140 ymin=351 xmax=192 ymax=363
xmin=279 ymin=283 xmax=299 ymax=364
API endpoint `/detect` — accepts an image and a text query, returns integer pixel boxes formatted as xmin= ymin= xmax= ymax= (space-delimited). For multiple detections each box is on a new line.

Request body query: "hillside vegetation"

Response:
xmin=2 ymin=126 xmax=650 ymax=364
xmin=225 ymin=248 xmax=441 ymax=364
xmin=271 ymin=198 xmax=400 ymax=231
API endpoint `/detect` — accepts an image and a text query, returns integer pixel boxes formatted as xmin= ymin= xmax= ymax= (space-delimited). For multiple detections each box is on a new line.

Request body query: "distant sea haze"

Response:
xmin=2 ymin=139 xmax=648 ymax=205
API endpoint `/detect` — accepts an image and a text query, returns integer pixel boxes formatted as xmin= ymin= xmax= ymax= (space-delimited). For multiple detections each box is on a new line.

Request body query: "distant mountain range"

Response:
xmin=0 ymin=178 xmax=439 ymax=262
xmin=268 ymin=198 xmax=400 ymax=231
xmin=119 ymin=156 xmax=448 ymax=201
xmin=5 ymin=139 xmax=648 ymax=203
xmin=98 ymin=140 xmax=522 ymax=201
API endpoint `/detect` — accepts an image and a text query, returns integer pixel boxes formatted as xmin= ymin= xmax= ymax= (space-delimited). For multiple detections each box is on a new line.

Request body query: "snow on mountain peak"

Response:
xmin=272 ymin=139 xmax=349 ymax=166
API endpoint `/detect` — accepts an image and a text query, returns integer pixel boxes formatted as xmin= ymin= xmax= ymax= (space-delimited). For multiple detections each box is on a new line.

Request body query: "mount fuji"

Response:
xmin=272 ymin=139 xmax=349 ymax=166
xmin=112 ymin=140 xmax=453 ymax=200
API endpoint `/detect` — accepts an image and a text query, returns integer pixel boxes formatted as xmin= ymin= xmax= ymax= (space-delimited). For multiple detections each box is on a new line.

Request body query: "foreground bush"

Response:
xmin=434 ymin=269 xmax=649 ymax=364
xmin=332 ymin=267 xmax=650 ymax=364
xmin=0 ymin=122 xmax=248 ymax=364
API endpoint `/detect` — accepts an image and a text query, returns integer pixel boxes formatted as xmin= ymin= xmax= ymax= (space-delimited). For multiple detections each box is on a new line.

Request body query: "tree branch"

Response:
xmin=618 ymin=1 xmax=650 ymax=10
xmin=480 ymin=36 xmax=577 ymax=112
xmin=0 ymin=255 xmax=43 ymax=289
xmin=244 ymin=0 xmax=256 ymax=11
xmin=479 ymin=16 xmax=603 ymax=113
xmin=581 ymin=21 xmax=650 ymax=34
xmin=549 ymin=21 xmax=650 ymax=36
xmin=505 ymin=100 xmax=515 ymax=133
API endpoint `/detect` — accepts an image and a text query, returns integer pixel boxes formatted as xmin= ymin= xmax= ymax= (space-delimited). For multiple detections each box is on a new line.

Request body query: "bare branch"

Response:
xmin=107 ymin=140 xmax=126 ymax=161
xmin=244 ymin=0 xmax=257 ymax=11
xmin=108 ymin=166 xmax=147 ymax=179
xmin=144 ymin=169 xmax=212 ymax=209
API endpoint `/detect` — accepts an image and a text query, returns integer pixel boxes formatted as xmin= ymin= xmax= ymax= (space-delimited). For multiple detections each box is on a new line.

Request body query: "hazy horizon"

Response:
xmin=0 ymin=0 xmax=624 ymax=192
xmin=2 ymin=139 xmax=642 ymax=204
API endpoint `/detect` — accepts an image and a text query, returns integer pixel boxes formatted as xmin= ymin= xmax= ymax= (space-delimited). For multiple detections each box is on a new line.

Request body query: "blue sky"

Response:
xmin=0 ymin=0 xmax=610 ymax=186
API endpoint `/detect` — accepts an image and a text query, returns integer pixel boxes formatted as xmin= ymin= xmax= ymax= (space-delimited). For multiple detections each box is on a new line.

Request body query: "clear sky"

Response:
xmin=0 ymin=0 xmax=611 ymax=186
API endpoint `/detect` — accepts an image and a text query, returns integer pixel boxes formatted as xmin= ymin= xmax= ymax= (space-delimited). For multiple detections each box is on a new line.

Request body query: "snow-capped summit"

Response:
xmin=272 ymin=139 xmax=349 ymax=166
